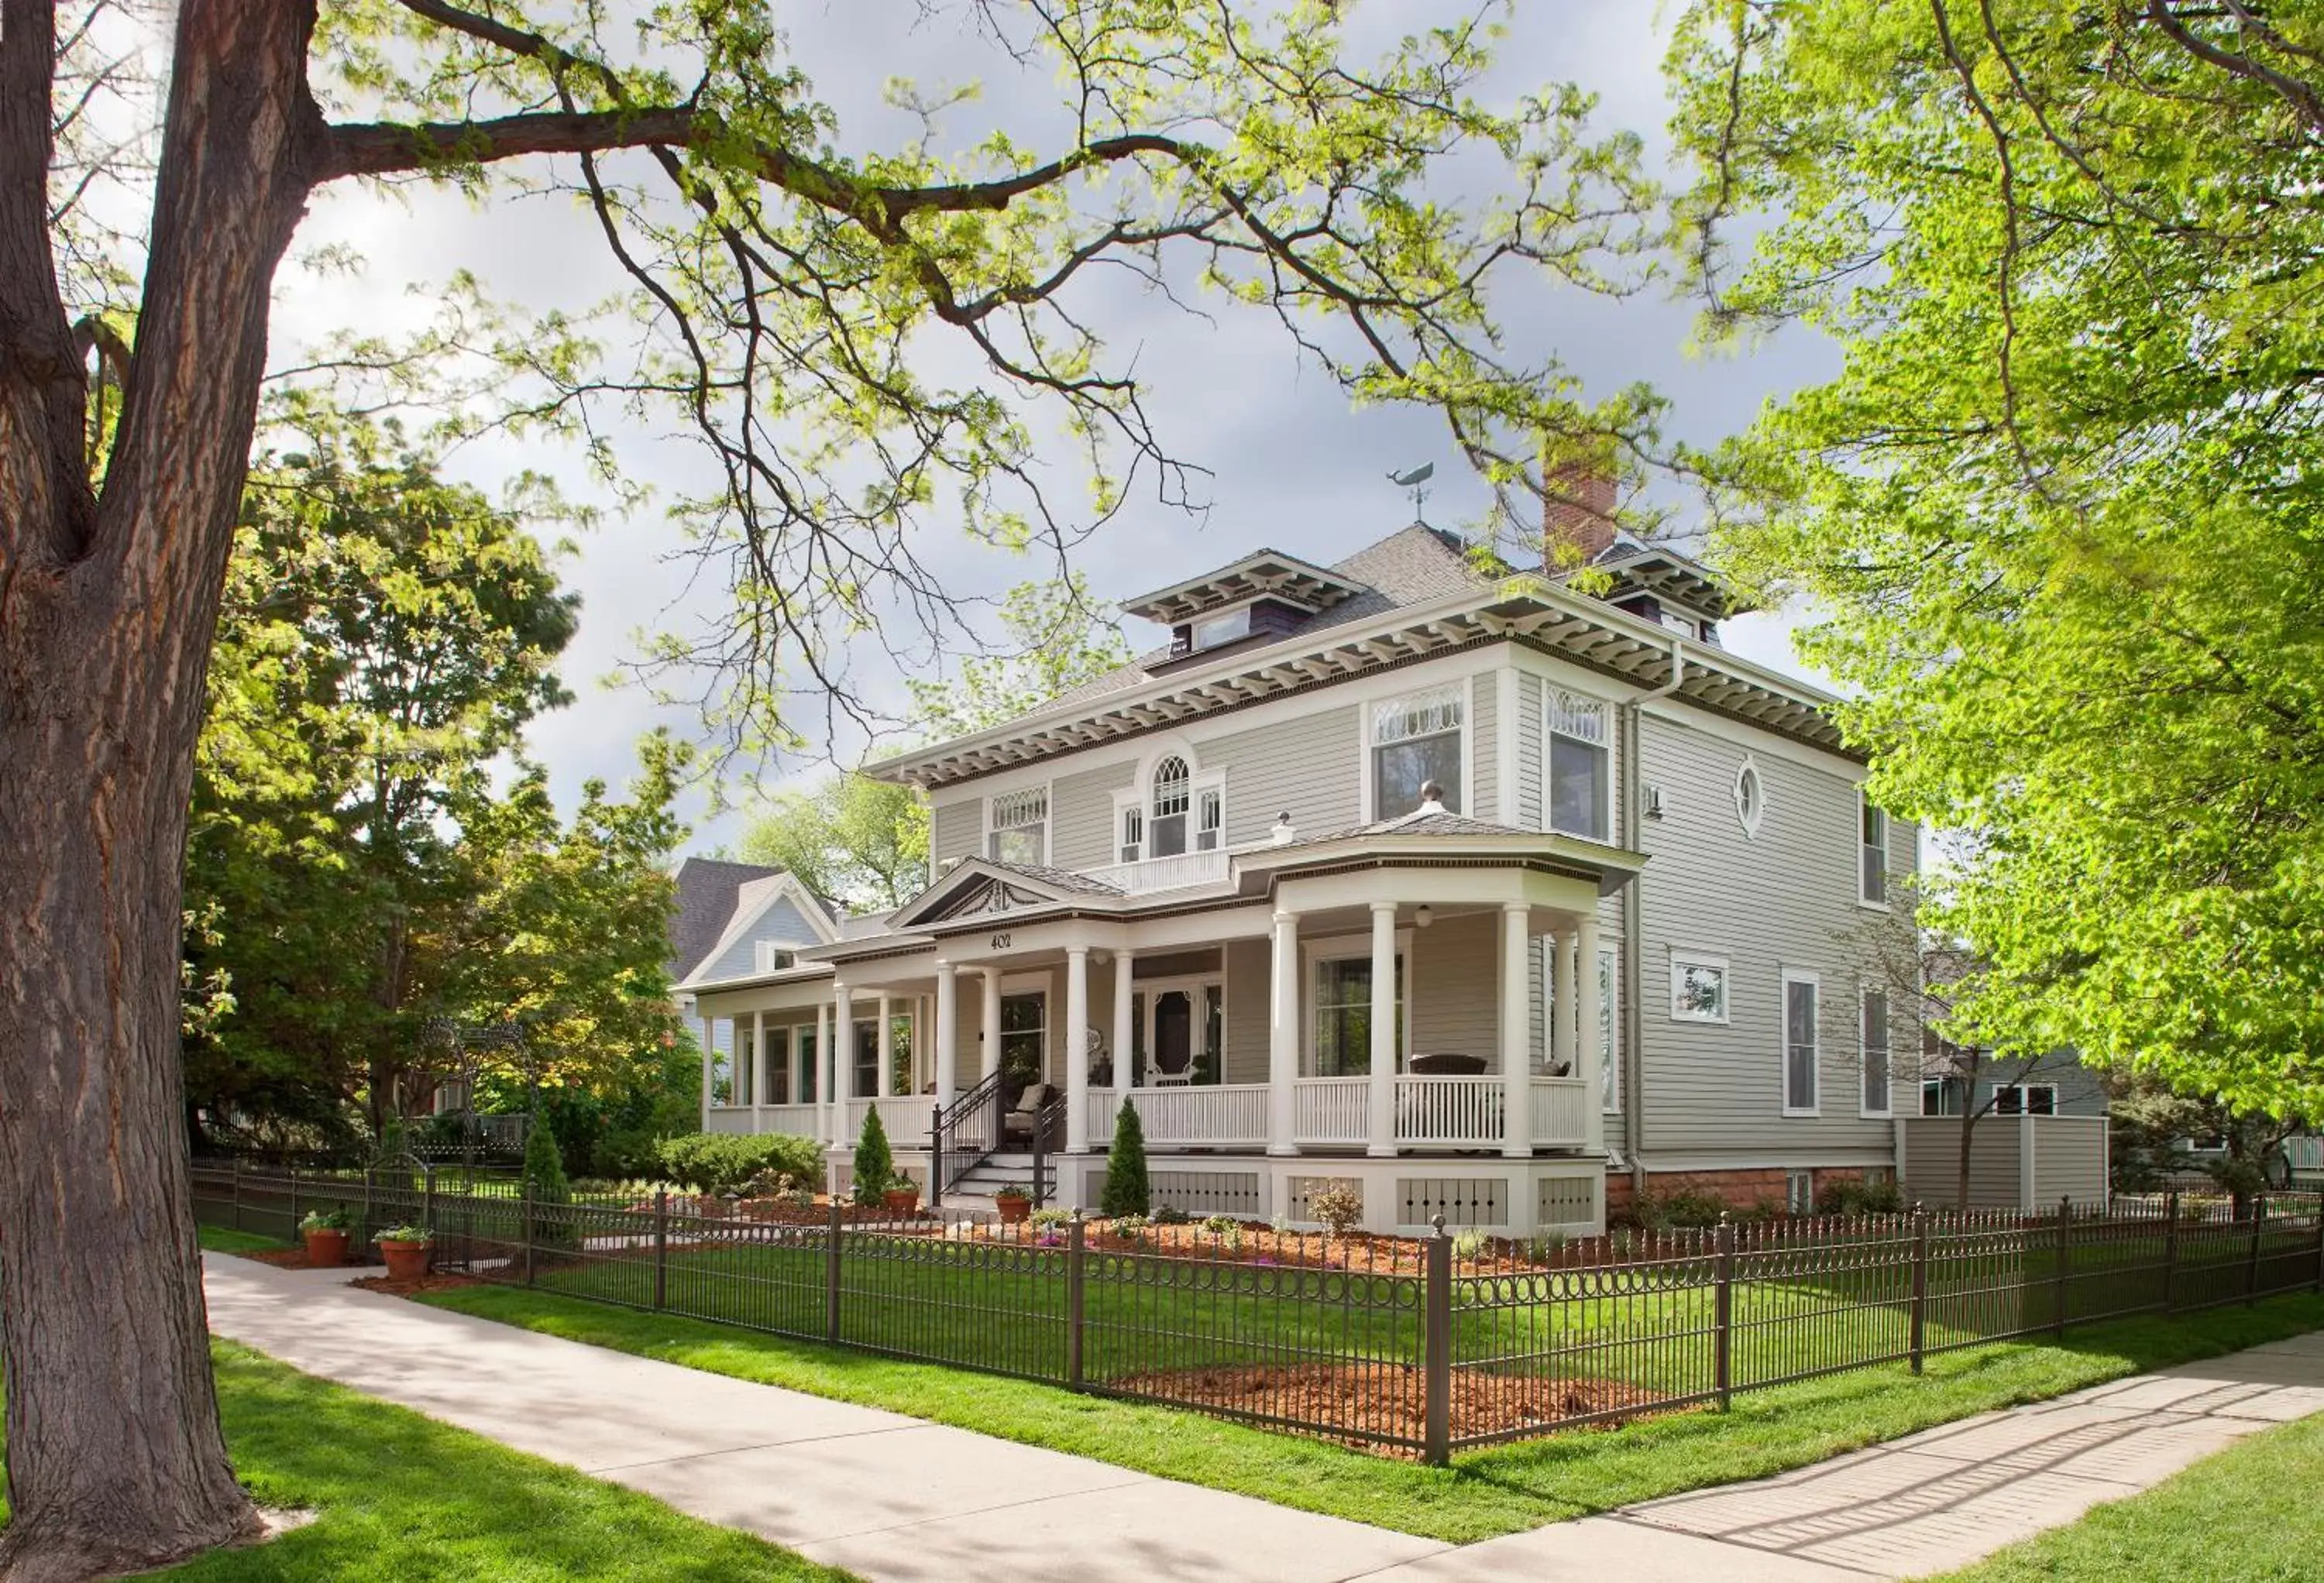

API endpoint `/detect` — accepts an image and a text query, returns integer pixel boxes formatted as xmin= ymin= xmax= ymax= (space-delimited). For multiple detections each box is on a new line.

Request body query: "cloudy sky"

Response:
xmin=267 ymin=0 xmax=1841 ymax=856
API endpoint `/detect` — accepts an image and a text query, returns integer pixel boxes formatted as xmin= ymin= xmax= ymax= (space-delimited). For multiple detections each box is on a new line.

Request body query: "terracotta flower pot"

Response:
xmin=882 ymin=1186 xmax=920 ymax=1215
xmin=378 ymin=1239 xmax=433 ymax=1280
xmin=995 ymin=1196 xmax=1031 ymax=1224
xmin=301 ymin=1228 xmax=349 ymax=1269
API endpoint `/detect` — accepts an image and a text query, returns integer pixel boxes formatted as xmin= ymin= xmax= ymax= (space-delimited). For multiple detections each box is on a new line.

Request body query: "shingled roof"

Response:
xmin=668 ymin=857 xmax=785 ymax=982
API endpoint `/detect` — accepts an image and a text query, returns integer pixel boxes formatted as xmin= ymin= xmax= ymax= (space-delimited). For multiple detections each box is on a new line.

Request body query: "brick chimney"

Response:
xmin=1542 ymin=458 xmax=1618 ymax=572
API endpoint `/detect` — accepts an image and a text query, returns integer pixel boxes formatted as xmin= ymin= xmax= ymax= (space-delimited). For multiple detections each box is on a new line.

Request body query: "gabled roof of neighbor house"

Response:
xmin=866 ymin=520 xmax=1846 ymax=792
xmin=671 ymin=859 xmax=842 ymax=988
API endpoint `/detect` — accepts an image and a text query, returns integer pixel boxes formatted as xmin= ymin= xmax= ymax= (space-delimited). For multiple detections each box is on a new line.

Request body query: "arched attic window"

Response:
xmin=1117 ymin=753 xmax=1225 ymax=864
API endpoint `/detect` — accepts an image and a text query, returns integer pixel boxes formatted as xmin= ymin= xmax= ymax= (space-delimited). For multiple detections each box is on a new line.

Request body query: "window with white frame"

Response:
xmin=1372 ymin=685 xmax=1463 ymax=819
xmin=765 ymin=1024 xmax=792 ymax=1104
xmin=1860 ymin=987 xmax=1892 ymax=1116
xmin=1547 ymin=688 xmax=1611 ymax=839
xmin=1860 ymin=793 xmax=1889 ymax=907
xmin=1992 ymin=1083 xmax=2057 ymax=1117
xmin=1116 ymin=755 xmax=1225 ymax=864
xmin=988 ymin=786 xmax=1048 ymax=866
xmin=1598 ymin=948 xmax=1621 ymax=1111
xmin=1920 ymin=1076 xmax=1958 ymax=1116
xmin=1669 ymin=953 xmax=1729 ymax=1023
xmin=1783 ymin=970 xmax=1820 ymax=1114
xmin=1786 ymin=1169 xmax=1814 ymax=1214
xmin=1734 ymin=757 xmax=1765 ymax=838
xmin=1309 ymin=946 xmax=1405 ymax=1077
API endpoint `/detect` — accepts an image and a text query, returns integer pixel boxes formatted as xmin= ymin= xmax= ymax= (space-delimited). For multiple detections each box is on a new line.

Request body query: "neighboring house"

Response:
xmin=669 ymin=858 xmax=841 ymax=1111
xmin=684 ymin=483 xmax=1926 ymax=1234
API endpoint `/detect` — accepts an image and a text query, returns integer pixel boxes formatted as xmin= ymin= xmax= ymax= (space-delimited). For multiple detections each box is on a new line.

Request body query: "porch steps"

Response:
xmin=939 ymin=1152 xmax=1050 ymax=1210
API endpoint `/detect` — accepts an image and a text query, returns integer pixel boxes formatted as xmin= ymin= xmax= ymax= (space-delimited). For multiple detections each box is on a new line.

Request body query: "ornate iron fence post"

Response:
xmin=826 ymin=1196 xmax=844 ymax=1344
xmin=288 ymin=1166 xmax=301 ymax=1235
xmin=2247 ymin=1193 xmax=2267 ymax=1306
xmin=2054 ymin=1197 xmax=2071 ymax=1337
xmin=1714 ymin=1214 xmax=1736 ymax=1409
xmin=1909 ymin=1206 xmax=1930 ymax=1376
xmin=521 ymin=1178 xmax=535 ymax=1286
xmin=362 ymin=1166 xmax=376 ymax=1257
xmin=654 ymin=1189 xmax=669 ymax=1310
xmin=1067 ymin=1210 xmax=1087 ymax=1391
xmin=2162 ymin=1188 xmax=2181 ymax=1313
xmin=1422 ymin=1216 xmax=1452 ymax=1467
xmin=424 ymin=1162 xmax=438 ymax=1248
xmin=1032 ymin=1120 xmax=1049 ymax=1210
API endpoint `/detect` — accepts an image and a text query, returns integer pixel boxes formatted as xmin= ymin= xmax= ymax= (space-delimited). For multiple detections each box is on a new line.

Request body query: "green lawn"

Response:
xmin=199 ymin=1224 xmax=291 ymax=1255
xmin=1931 ymin=1407 xmax=2324 ymax=1582
xmin=0 ymin=1341 xmax=848 ymax=1580
xmin=417 ymin=1281 xmax=2324 ymax=1544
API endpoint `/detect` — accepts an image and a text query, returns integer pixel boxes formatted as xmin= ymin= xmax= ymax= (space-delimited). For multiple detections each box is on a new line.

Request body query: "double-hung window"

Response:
xmin=988 ymin=786 xmax=1048 ymax=866
xmin=1860 ymin=987 xmax=1892 ymax=1116
xmin=1860 ymin=794 xmax=1889 ymax=907
xmin=1992 ymin=1083 xmax=2057 ymax=1117
xmin=1783 ymin=970 xmax=1820 ymax=1114
xmin=1371 ymin=685 xmax=1463 ymax=818
xmin=1117 ymin=757 xmax=1225 ymax=862
xmin=1311 ymin=951 xmax=1405 ymax=1077
xmin=1547 ymin=688 xmax=1611 ymax=839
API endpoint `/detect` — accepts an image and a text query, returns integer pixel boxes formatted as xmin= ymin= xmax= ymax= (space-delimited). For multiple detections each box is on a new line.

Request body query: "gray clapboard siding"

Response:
xmin=1632 ymin=713 xmax=1904 ymax=1157
xmin=1052 ymin=759 xmax=1136 ymax=870
xmin=2032 ymin=1117 xmax=2110 ymax=1207
xmin=1470 ymin=670 xmax=1499 ymax=823
xmin=1515 ymin=672 xmax=1543 ymax=828
xmin=1223 ymin=937 xmax=1271 ymax=1083
xmin=1899 ymin=1116 xmax=2024 ymax=1210
xmin=930 ymin=796 xmax=982 ymax=867
xmin=1201 ymin=704 xmax=1362 ymax=846
xmin=1411 ymin=911 xmax=1497 ymax=1061
xmin=692 ymin=895 xmax=828 ymax=983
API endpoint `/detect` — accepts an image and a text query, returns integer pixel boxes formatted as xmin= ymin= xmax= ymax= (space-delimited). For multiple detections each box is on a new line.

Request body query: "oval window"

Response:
xmin=1734 ymin=758 xmax=1765 ymax=837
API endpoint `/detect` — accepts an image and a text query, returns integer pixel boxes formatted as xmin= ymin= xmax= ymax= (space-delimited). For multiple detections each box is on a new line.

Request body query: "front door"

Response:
xmin=1136 ymin=977 xmax=1222 ymax=1085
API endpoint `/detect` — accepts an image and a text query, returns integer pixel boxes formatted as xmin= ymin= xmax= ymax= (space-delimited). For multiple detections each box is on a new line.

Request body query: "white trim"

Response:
xmin=678 ymin=871 xmax=842 ymax=989
xmin=1301 ymin=929 xmax=1415 ymax=1076
xmin=1858 ymin=983 xmax=1894 ymax=1119
xmin=985 ymin=780 xmax=1054 ymax=867
xmin=1668 ymin=949 xmax=1731 ymax=1025
xmin=1858 ymin=792 xmax=1891 ymax=911
xmin=1543 ymin=684 xmax=1614 ymax=841
xmin=1990 ymin=1081 xmax=2060 ymax=1117
xmin=1134 ymin=971 xmax=1227 ymax=1086
xmin=1360 ymin=682 xmax=1472 ymax=823
xmin=1733 ymin=754 xmax=1765 ymax=840
xmin=1781 ymin=967 xmax=1821 ymax=1118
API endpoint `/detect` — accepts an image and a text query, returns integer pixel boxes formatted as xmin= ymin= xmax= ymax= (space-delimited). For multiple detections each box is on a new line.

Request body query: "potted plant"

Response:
xmin=374 ymin=1224 xmax=434 ymax=1280
xmin=299 ymin=1207 xmax=353 ymax=1269
xmin=993 ymin=1184 xmax=1033 ymax=1224
xmin=880 ymin=1174 xmax=921 ymax=1215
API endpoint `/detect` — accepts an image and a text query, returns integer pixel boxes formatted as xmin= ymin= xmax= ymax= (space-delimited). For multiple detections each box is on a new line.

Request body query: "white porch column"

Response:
xmin=981 ymin=967 xmax=1003 ymax=1083
xmin=752 ymin=1010 xmax=768 ymax=1124
xmin=1065 ymin=946 xmax=1092 ymax=1152
xmin=1501 ymin=903 xmax=1532 ymax=1159
xmin=933 ymin=963 xmax=958 ymax=1118
xmin=1551 ymin=927 xmax=1576 ymax=1077
xmin=1367 ymin=902 xmax=1397 ymax=1158
xmin=876 ymin=994 xmax=894 ymax=1098
xmin=699 ymin=1014 xmax=715 ymax=1125
xmin=1268 ymin=909 xmax=1301 ymax=1155
xmin=814 ymin=1001 xmax=834 ymax=1143
xmin=1112 ymin=947 xmax=1136 ymax=1100
xmin=832 ymin=982 xmax=855 ymax=1141
xmin=1576 ymin=915 xmax=1605 ymax=1154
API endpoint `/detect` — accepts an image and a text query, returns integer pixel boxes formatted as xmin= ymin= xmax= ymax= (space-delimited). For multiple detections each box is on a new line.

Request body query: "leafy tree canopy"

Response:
xmin=1669 ymin=1 xmax=2324 ymax=1117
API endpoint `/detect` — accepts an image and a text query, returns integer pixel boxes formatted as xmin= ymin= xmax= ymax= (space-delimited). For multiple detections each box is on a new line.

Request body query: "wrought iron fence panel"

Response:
xmin=1730 ymin=1215 xmax=1919 ymax=1390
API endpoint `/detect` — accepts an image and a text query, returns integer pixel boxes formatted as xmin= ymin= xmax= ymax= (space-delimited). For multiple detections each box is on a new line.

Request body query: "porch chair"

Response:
xmin=1002 ymin=1081 xmax=1056 ymax=1146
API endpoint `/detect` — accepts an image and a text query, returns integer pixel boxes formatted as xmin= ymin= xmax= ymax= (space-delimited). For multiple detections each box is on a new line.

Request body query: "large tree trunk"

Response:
xmin=0 ymin=3 xmax=320 ymax=1577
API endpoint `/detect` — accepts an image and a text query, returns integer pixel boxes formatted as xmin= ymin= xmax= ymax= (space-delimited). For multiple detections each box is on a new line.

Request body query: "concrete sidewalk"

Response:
xmin=202 ymin=1255 xmax=2324 ymax=1581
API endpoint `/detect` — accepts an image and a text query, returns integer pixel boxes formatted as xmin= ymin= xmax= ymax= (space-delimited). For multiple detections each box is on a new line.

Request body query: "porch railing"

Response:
xmin=1394 ymin=1075 xmax=1502 ymax=1146
xmin=844 ymin=1095 xmax=935 ymax=1147
xmin=1079 ymin=848 xmax=1231 ymax=895
xmin=1109 ymin=1073 xmax=1594 ymax=1150
xmin=1531 ymin=1077 xmax=1590 ymax=1148
xmin=931 ymin=1070 xmax=1004 ymax=1200
xmin=1293 ymin=1077 xmax=1367 ymax=1147
xmin=1128 ymin=1083 xmax=1270 ymax=1147
xmin=757 ymin=1102 xmax=822 ymax=1138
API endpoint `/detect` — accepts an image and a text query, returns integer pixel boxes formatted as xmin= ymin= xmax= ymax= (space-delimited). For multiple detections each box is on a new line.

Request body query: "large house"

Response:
xmin=683 ymin=486 xmax=1922 ymax=1234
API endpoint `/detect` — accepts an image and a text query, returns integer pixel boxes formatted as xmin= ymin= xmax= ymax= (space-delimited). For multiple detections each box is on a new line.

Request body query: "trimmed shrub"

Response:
xmin=1100 ymin=1100 xmax=1150 ymax=1218
xmin=522 ymin=1111 xmax=576 ymax=1250
xmin=851 ymin=1108 xmax=895 ymax=1207
xmin=1816 ymin=1177 xmax=1906 ymax=1217
xmin=1635 ymin=1187 xmax=1728 ymax=1230
xmin=1308 ymin=1183 xmax=1363 ymax=1238
xmin=656 ymin=1131 xmax=822 ymax=1197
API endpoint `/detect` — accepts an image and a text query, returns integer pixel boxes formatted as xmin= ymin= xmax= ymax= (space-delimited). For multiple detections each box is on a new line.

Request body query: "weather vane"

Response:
xmin=1388 ymin=462 xmax=1434 ymax=519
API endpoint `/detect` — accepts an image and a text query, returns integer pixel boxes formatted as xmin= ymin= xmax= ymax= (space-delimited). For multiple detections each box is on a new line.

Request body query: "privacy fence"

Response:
xmin=192 ymin=1163 xmax=2324 ymax=1464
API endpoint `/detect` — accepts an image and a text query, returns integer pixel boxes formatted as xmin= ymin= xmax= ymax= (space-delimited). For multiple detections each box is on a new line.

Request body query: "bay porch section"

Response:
xmin=692 ymin=833 xmax=1633 ymax=1235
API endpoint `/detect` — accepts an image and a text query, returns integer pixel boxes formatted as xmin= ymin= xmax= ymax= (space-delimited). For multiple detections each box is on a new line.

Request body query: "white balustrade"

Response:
xmin=843 ymin=1095 xmax=936 ymax=1146
xmin=1292 ymin=1077 xmax=1369 ymax=1146
xmin=759 ymin=1103 xmax=822 ymax=1139
xmin=1130 ymin=1083 xmax=1270 ymax=1147
xmin=1085 ymin=1086 xmax=1119 ymax=1141
xmin=1080 ymin=848 xmax=1231 ymax=895
xmin=1394 ymin=1076 xmax=1504 ymax=1146
xmin=1529 ymin=1077 xmax=1590 ymax=1147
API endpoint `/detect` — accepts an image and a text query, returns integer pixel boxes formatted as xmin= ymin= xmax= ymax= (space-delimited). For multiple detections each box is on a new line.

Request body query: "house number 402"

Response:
xmin=989 ymin=932 xmax=1012 ymax=950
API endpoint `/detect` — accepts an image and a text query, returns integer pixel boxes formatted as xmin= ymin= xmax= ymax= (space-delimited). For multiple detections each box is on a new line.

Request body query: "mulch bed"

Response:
xmin=1109 ymin=1362 xmax=1677 ymax=1454
xmin=349 ymin=1271 xmax=483 ymax=1296
xmin=237 ymin=1246 xmax=325 ymax=1269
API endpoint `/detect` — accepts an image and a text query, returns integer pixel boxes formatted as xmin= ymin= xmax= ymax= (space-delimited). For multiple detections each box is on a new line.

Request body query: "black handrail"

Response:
xmin=930 ymin=1070 xmax=1005 ymax=1204
xmin=1029 ymin=1092 xmax=1070 ymax=1208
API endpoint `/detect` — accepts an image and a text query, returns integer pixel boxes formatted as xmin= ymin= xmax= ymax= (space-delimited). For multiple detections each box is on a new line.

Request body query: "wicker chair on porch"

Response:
xmin=1002 ymin=1082 xmax=1055 ymax=1146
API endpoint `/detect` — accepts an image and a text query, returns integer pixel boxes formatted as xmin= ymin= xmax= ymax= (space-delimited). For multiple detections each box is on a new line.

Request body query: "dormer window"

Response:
xmin=1191 ymin=606 xmax=1252 ymax=650
xmin=988 ymin=786 xmax=1049 ymax=867
xmin=1372 ymin=685 xmax=1464 ymax=819
xmin=1116 ymin=752 xmax=1225 ymax=864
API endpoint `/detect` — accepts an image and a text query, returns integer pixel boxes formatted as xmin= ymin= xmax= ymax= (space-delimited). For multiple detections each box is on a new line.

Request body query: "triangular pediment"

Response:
xmin=886 ymin=857 xmax=1117 ymax=932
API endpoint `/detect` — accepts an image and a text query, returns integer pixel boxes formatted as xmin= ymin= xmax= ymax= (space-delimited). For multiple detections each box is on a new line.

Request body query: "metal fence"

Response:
xmin=191 ymin=1164 xmax=2323 ymax=1465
